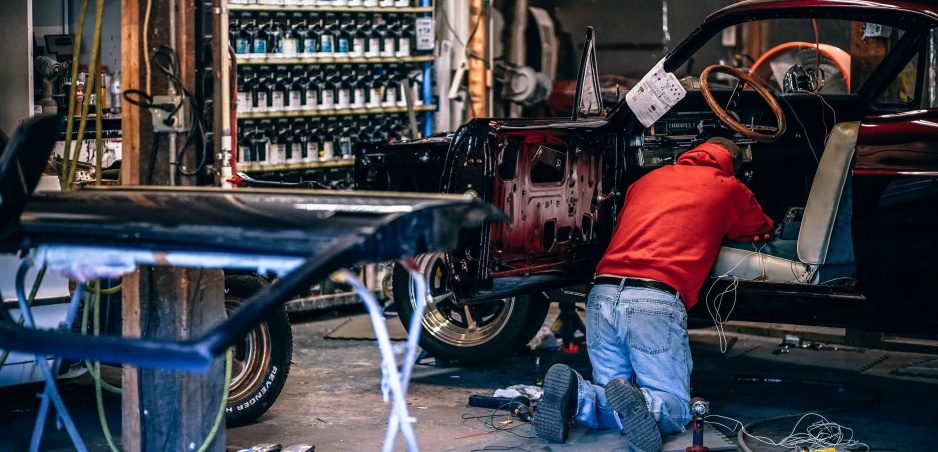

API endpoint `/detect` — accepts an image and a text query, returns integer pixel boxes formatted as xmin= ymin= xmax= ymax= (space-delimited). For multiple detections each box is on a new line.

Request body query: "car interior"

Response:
xmin=619 ymin=16 xmax=934 ymax=290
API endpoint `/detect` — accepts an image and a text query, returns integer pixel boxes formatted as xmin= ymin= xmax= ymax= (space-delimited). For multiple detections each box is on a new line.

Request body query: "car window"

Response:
xmin=497 ymin=138 xmax=520 ymax=181
xmin=687 ymin=18 xmax=911 ymax=96
xmin=530 ymin=145 xmax=566 ymax=184
xmin=927 ymin=29 xmax=938 ymax=108
xmin=877 ymin=57 xmax=917 ymax=107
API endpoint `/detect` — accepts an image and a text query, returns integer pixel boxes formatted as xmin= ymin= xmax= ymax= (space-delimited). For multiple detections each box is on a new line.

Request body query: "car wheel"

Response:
xmin=392 ymin=253 xmax=550 ymax=364
xmin=223 ymin=273 xmax=293 ymax=427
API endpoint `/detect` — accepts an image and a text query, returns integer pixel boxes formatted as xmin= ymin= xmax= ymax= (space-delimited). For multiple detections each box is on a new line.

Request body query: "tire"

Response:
xmin=392 ymin=253 xmax=550 ymax=364
xmin=223 ymin=273 xmax=293 ymax=427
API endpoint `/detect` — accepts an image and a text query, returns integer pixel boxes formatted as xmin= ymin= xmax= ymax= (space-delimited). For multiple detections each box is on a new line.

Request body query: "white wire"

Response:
xmin=705 ymin=413 xmax=870 ymax=451
xmin=705 ymin=276 xmax=739 ymax=354
xmin=780 ymin=96 xmax=819 ymax=163
xmin=705 ymin=243 xmax=767 ymax=353
xmin=144 ymin=0 xmax=153 ymax=93
xmin=340 ymin=270 xmax=421 ymax=452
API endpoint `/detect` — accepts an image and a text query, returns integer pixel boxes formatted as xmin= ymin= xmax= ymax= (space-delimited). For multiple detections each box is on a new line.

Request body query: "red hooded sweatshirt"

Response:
xmin=595 ymin=142 xmax=774 ymax=309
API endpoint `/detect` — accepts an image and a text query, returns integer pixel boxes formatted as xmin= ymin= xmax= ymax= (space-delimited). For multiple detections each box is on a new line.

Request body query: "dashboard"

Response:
xmin=629 ymin=110 xmax=761 ymax=167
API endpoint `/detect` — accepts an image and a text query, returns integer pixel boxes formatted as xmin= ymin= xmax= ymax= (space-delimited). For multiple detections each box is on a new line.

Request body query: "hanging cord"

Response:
xmin=144 ymin=0 xmax=153 ymax=93
xmin=779 ymin=96 xmax=820 ymax=163
xmin=81 ymin=281 xmax=122 ymax=395
xmin=705 ymin=243 xmax=766 ymax=353
xmin=60 ymin=0 xmax=91 ymax=190
xmin=123 ymin=46 xmax=208 ymax=179
xmin=85 ymin=282 xmax=119 ymax=452
xmin=79 ymin=277 xmax=226 ymax=452
xmin=198 ymin=348 xmax=232 ymax=452
xmin=63 ymin=0 xmax=107 ymax=190
xmin=0 ymin=264 xmax=47 ymax=368
xmin=333 ymin=261 xmax=425 ymax=452
xmin=153 ymin=45 xmax=208 ymax=176
xmin=93 ymin=45 xmax=105 ymax=186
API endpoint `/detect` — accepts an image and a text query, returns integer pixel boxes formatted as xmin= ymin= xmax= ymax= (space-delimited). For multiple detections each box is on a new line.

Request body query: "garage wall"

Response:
xmin=530 ymin=0 xmax=731 ymax=79
xmin=69 ymin=0 xmax=122 ymax=74
xmin=0 ymin=1 xmax=34 ymax=138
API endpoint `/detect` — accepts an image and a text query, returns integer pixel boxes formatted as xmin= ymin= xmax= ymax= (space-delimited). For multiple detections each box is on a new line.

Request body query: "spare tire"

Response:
xmin=223 ymin=272 xmax=293 ymax=427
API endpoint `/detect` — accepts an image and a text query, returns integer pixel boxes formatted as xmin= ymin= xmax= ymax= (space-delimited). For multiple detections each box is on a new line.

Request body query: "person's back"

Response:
xmin=532 ymin=138 xmax=775 ymax=451
xmin=597 ymin=138 xmax=773 ymax=308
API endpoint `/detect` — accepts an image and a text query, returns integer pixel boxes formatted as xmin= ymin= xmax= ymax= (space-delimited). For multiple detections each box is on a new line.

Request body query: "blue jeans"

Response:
xmin=573 ymin=284 xmax=693 ymax=435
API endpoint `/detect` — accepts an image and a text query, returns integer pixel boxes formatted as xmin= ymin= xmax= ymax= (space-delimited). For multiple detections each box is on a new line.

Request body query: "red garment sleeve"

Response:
xmin=726 ymin=190 xmax=775 ymax=242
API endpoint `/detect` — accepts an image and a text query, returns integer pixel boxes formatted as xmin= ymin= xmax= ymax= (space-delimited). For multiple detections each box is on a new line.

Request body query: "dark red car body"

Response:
xmin=357 ymin=0 xmax=938 ymax=362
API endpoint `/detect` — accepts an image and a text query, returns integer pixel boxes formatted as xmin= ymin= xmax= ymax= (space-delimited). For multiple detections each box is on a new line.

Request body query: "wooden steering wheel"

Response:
xmin=700 ymin=64 xmax=787 ymax=143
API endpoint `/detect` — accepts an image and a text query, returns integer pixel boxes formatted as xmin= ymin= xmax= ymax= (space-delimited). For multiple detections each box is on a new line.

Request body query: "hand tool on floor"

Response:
xmin=686 ymin=397 xmax=710 ymax=452
xmin=467 ymin=395 xmax=533 ymax=421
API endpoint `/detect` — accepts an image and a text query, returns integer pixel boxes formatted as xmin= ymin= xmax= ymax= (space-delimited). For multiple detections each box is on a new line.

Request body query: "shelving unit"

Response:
xmin=230 ymin=5 xmax=432 ymax=14
xmin=240 ymin=104 xmax=434 ymax=119
xmin=235 ymin=54 xmax=433 ymax=65
xmin=239 ymin=156 xmax=353 ymax=173
xmin=231 ymin=1 xmax=435 ymax=184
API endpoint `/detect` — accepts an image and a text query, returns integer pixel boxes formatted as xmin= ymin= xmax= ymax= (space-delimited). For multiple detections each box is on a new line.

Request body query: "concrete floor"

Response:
xmin=1 ymin=305 xmax=936 ymax=451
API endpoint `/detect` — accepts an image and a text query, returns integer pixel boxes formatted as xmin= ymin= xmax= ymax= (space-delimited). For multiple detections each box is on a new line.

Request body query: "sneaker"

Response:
xmin=531 ymin=364 xmax=578 ymax=443
xmin=605 ymin=378 xmax=662 ymax=452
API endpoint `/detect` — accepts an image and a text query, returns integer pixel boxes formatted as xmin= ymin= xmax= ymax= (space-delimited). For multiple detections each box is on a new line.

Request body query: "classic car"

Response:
xmin=356 ymin=0 xmax=938 ymax=363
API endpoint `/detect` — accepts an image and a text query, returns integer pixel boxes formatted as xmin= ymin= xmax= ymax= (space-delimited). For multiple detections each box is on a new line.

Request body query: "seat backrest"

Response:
xmin=797 ymin=121 xmax=859 ymax=265
xmin=0 ymin=115 xmax=65 ymax=227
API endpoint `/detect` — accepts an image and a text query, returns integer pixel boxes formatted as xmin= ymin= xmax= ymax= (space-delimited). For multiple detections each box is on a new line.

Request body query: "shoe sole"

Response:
xmin=532 ymin=364 xmax=577 ymax=443
xmin=606 ymin=379 xmax=662 ymax=452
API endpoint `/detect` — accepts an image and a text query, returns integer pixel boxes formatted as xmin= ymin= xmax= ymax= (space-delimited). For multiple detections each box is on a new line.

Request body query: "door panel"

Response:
xmin=853 ymin=110 xmax=938 ymax=303
xmin=489 ymin=132 xmax=604 ymax=277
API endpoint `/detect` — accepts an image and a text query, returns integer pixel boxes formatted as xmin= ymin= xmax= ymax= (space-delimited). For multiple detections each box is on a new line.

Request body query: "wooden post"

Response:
xmin=121 ymin=0 xmax=226 ymax=450
xmin=467 ymin=0 xmax=488 ymax=119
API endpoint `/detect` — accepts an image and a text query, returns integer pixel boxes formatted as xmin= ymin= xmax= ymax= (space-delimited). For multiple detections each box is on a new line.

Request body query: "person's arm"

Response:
xmin=726 ymin=190 xmax=775 ymax=242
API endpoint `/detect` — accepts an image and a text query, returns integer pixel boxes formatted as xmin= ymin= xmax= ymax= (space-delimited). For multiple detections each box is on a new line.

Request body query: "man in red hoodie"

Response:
xmin=533 ymin=137 xmax=774 ymax=450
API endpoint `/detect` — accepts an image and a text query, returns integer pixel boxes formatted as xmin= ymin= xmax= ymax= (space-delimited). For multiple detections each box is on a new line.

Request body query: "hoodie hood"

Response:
xmin=675 ymin=142 xmax=736 ymax=176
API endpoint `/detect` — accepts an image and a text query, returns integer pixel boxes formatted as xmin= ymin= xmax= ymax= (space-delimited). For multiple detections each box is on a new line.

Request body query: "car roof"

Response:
xmin=663 ymin=0 xmax=938 ymax=74
xmin=710 ymin=0 xmax=938 ymax=26
xmin=606 ymin=0 xmax=938 ymax=127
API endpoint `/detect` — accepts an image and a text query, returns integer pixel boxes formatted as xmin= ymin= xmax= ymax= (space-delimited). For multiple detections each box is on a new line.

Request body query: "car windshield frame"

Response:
xmin=605 ymin=0 xmax=938 ymax=126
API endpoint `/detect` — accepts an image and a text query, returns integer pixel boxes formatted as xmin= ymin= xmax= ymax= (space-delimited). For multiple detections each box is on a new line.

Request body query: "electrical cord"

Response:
xmin=460 ymin=402 xmax=538 ymax=439
xmin=197 ymin=348 xmax=232 ymax=452
xmin=779 ymin=95 xmax=820 ymax=163
xmin=0 ymin=264 xmax=47 ymax=369
xmin=62 ymin=0 xmax=107 ymax=190
xmin=706 ymin=377 xmax=881 ymax=452
xmin=336 ymin=267 xmax=423 ymax=452
xmin=703 ymin=378 xmax=881 ymax=452
xmin=152 ymin=45 xmax=210 ymax=177
xmin=86 ymin=282 xmax=119 ymax=452
xmin=60 ymin=0 xmax=92 ymax=191
xmin=122 ymin=45 xmax=209 ymax=181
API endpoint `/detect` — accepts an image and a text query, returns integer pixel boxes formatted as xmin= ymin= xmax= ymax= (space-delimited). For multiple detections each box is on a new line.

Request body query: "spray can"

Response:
xmin=74 ymin=82 xmax=85 ymax=116
xmin=109 ymin=71 xmax=122 ymax=113
xmin=99 ymin=66 xmax=110 ymax=112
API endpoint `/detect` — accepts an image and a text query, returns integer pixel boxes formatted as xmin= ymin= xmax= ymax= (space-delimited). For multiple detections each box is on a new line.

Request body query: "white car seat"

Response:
xmin=710 ymin=121 xmax=860 ymax=283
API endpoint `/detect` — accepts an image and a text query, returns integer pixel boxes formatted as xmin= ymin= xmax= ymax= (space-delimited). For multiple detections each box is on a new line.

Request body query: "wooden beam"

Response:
xmin=121 ymin=0 xmax=227 ymax=450
xmin=467 ymin=0 xmax=488 ymax=119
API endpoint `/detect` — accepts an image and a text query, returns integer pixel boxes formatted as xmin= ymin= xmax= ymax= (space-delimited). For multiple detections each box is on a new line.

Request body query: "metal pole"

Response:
xmin=168 ymin=0 xmax=178 ymax=186
xmin=216 ymin=0 xmax=233 ymax=188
